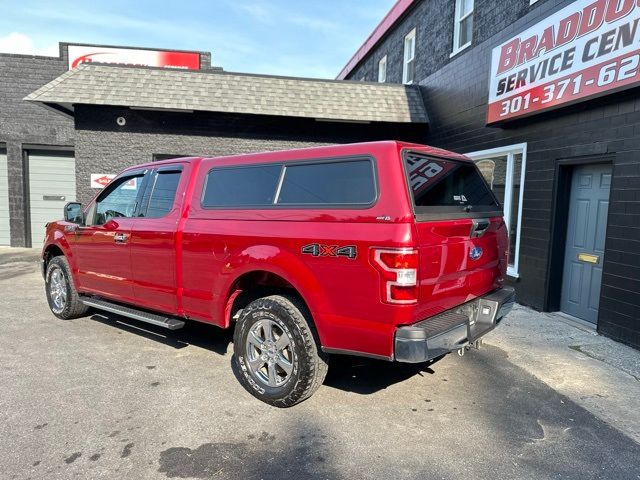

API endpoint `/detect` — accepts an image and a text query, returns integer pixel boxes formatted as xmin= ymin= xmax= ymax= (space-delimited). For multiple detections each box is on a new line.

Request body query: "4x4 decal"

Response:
xmin=301 ymin=243 xmax=357 ymax=260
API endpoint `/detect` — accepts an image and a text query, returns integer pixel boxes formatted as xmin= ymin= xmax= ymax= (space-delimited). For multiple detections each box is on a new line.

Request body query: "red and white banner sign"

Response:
xmin=488 ymin=0 xmax=640 ymax=124
xmin=68 ymin=45 xmax=200 ymax=70
xmin=91 ymin=174 xmax=137 ymax=190
xmin=91 ymin=174 xmax=116 ymax=189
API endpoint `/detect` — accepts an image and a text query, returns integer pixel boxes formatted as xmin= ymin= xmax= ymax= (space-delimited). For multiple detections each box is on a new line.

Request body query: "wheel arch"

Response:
xmin=220 ymin=263 xmax=328 ymax=345
xmin=43 ymin=243 xmax=65 ymax=273
xmin=223 ymin=269 xmax=310 ymax=323
xmin=42 ymin=230 xmax=78 ymax=282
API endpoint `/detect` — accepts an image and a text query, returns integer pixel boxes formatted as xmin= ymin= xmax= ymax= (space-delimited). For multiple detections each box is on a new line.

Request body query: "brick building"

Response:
xmin=0 ymin=43 xmax=213 ymax=247
xmin=339 ymin=0 xmax=640 ymax=348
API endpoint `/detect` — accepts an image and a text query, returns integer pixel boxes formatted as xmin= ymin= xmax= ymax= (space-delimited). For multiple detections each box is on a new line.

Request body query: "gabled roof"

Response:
xmin=25 ymin=64 xmax=428 ymax=124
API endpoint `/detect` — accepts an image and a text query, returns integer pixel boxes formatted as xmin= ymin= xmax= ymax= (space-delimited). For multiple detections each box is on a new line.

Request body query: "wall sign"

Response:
xmin=91 ymin=174 xmax=115 ymax=189
xmin=91 ymin=174 xmax=137 ymax=190
xmin=488 ymin=0 xmax=640 ymax=124
xmin=68 ymin=45 xmax=200 ymax=70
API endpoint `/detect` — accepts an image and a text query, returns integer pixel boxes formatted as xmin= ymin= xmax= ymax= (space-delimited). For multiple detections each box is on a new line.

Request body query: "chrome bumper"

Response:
xmin=394 ymin=287 xmax=515 ymax=363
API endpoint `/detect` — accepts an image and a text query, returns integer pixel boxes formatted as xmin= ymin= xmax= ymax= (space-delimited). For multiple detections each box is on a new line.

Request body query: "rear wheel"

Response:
xmin=233 ymin=295 xmax=328 ymax=407
xmin=45 ymin=256 xmax=89 ymax=319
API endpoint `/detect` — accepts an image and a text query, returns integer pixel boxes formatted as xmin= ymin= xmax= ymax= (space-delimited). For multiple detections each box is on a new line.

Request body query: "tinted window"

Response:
xmin=405 ymin=154 xmax=498 ymax=208
xmin=145 ymin=171 xmax=181 ymax=218
xmin=277 ymin=160 xmax=375 ymax=205
xmin=202 ymin=165 xmax=281 ymax=207
xmin=94 ymin=175 xmax=143 ymax=225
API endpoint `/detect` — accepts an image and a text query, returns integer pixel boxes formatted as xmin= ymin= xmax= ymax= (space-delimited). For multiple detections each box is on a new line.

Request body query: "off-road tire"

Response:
xmin=45 ymin=256 xmax=89 ymax=319
xmin=233 ymin=295 xmax=329 ymax=407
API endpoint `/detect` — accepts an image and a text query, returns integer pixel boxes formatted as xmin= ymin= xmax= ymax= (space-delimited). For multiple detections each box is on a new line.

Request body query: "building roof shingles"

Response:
xmin=25 ymin=64 xmax=428 ymax=124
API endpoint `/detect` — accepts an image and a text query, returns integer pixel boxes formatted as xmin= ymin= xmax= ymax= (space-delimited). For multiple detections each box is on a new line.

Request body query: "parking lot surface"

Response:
xmin=1 ymin=249 xmax=639 ymax=480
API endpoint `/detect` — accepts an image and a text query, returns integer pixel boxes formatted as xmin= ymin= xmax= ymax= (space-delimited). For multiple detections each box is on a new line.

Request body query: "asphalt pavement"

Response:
xmin=1 ymin=248 xmax=639 ymax=480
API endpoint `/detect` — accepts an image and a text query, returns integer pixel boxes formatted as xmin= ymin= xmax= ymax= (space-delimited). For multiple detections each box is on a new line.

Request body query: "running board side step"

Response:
xmin=80 ymin=297 xmax=185 ymax=330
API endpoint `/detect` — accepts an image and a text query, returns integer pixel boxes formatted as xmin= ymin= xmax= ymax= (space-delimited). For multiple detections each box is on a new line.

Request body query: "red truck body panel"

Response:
xmin=43 ymin=141 xmax=508 ymax=360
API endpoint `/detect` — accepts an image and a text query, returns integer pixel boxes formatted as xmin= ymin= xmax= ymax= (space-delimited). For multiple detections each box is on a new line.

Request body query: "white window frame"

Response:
xmin=402 ymin=28 xmax=416 ymax=85
xmin=530 ymin=0 xmax=540 ymax=4
xmin=378 ymin=55 xmax=387 ymax=83
xmin=451 ymin=0 xmax=474 ymax=57
xmin=465 ymin=143 xmax=527 ymax=278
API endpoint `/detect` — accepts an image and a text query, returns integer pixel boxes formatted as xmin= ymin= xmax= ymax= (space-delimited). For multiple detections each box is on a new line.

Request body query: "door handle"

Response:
xmin=114 ymin=233 xmax=129 ymax=244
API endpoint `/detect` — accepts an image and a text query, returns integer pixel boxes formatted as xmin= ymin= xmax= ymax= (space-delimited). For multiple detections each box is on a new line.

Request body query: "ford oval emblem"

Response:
xmin=470 ymin=246 xmax=483 ymax=261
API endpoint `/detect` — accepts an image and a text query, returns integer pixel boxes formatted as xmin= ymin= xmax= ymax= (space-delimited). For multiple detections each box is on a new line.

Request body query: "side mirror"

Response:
xmin=64 ymin=202 xmax=84 ymax=224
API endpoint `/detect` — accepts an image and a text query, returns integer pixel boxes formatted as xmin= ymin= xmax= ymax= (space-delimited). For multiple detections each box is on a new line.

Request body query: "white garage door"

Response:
xmin=29 ymin=152 xmax=76 ymax=248
xmin=0 ymin=151 xmax=9 ymax=246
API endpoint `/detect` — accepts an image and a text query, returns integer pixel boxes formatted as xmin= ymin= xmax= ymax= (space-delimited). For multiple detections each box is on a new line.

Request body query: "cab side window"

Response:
xmin=94 ymin=175 xmax=143 ymax=225
xmin=144 ymin=170 xmax=182 ymax=218
xmin=202 ymin=165 xmax=281 ymax=207
xmin=277 ymin=160 xmax=375 ymax=205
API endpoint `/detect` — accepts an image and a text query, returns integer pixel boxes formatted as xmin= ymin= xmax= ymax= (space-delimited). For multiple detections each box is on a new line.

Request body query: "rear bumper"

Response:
xmin=394 ymin=287 xmax=515 ymax=363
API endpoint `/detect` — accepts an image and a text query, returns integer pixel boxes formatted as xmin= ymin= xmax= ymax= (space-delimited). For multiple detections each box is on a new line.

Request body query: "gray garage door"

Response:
xmin=29 ymin=152 xmax=76 ymax=248
xmin=0 ymin=151 xmax=9 ymax=245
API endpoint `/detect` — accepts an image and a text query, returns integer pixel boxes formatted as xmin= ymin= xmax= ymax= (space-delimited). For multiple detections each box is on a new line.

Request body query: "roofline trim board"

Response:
xmin=39 ymin=102 xmax=74 ymax=119
xmin=23 ymin=63 xmax=429 ymax=124
xmin=36 ymin=100 xmax=427 ymax=124
xmin=336 ymin=0 xmax=418 ymax=80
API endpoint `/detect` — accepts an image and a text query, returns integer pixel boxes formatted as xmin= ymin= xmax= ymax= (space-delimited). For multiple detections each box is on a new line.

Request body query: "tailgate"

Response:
xmin=414 ymin=217 xmax=508 ymax=320
xmin=402 ymin=150 xmax=508 ymax=320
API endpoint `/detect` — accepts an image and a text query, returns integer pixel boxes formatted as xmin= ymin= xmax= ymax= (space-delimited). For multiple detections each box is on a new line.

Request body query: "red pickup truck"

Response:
xmin=42 ymin=141 xmax=514 ymax=407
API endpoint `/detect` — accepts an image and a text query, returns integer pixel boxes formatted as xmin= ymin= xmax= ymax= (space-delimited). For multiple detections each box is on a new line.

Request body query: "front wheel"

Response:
xmin=45 ymin=256 xmax=89 ymax=319
xmin=233 ymin=295 xmax=328 ymax=407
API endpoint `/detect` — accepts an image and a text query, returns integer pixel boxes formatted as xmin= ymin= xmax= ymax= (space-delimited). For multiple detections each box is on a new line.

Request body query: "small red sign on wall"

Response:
xmin=90 ymin=174 xmax=137 ymax=189
xmin=90 ymin=174 xmax=115 ymax=189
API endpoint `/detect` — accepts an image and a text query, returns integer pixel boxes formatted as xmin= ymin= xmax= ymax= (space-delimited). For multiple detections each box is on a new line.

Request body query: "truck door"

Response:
xmin=128 ymin=165 xmax=185 ymax=314
xmin=71 ymin=171 xmax=146 ymax=302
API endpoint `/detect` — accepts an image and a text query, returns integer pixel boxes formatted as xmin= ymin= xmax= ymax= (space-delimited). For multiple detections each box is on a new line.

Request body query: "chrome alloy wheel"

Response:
xmin=245 ymin=319 xmax=294 ymax=387
xmin=49 ymin=267 xmax=68 ymax=312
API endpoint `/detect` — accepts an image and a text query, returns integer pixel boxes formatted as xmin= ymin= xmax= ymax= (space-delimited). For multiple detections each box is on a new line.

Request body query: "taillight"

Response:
xmin=371 ymin=248 xmax=419 ymax=305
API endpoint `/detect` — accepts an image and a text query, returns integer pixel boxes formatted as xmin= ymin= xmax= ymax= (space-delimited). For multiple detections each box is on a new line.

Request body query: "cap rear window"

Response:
xmin=403 ymin=151 xmax=501 ymax=217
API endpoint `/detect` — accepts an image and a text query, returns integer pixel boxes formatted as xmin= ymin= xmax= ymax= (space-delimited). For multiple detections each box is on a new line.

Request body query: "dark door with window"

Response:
xmin=560 ymin=164 xmax=612 ymax=323
xmin=129 ymin=165 xmax=184 ymax=314
xmin=72 ymin=172 xmax=146 ymax=302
